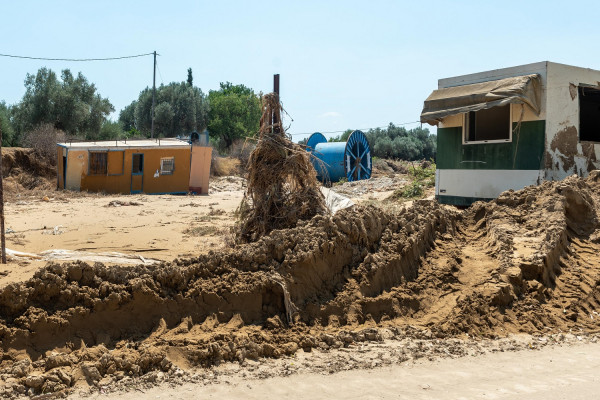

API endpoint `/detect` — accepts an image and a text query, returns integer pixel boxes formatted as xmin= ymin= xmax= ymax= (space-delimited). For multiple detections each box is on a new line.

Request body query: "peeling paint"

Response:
xmin=569 ymin=83 xmax=577 ymax=100
xmin=549 ymin=126 xmax=578 ymax=173
xmin=581 ymin=142 xmax=598 ymax=172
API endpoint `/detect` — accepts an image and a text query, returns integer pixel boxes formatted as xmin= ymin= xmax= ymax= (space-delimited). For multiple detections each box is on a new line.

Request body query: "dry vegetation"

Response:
xmin=235 ymin=93 xmax=327 ymax=243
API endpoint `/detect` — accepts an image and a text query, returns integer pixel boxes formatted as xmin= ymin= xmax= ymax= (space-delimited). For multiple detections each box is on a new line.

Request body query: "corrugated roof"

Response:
xmin=57 ymin=138 xmax=191 ymax=149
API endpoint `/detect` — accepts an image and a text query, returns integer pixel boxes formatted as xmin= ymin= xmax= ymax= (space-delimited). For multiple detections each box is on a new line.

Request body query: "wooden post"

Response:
xmin=0 ymin=126 xmax=5 ymax=264
xmin=273 ymin=74 xmax=280 ymax=134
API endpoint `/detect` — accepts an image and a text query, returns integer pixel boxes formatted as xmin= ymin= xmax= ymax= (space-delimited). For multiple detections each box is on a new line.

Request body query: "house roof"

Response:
xmin=57 ymin=138 xmax=191 ymax=150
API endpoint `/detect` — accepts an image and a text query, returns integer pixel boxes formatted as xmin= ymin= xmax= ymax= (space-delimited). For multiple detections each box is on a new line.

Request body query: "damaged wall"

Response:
xmin=435 ymin=63 xmax=548 ymax=205
xmin=545 ymin=62 xmax=600 ymax=180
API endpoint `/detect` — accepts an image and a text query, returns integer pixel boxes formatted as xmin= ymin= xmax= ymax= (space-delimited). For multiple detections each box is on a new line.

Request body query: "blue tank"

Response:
xmin=306 ymin=130 xmax=372 ymax=183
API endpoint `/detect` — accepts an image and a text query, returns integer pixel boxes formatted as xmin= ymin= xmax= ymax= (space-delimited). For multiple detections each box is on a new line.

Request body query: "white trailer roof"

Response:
xmin=57 ymin=138 xmax=191 ymax=150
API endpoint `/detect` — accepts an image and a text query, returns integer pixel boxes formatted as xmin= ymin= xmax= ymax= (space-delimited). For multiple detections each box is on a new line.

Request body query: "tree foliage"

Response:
xmin=0 ymin=102 xmax=14 ymax=146
xmin=207 ymin=82 xmax=261 ymax=150
xmin=187 ymin=68 xmax=193 ymax=87
xmin=11 ymin=68 xmax=114 ymax=142
xmin=121 ymin=79 xmax=209 ymax=138
xmin=329 ymin=123 xmax=436 ymax=161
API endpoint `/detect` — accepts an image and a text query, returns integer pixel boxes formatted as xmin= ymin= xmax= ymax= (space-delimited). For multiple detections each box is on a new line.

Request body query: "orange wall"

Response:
xmin=60 ymin=146 xmax=192 ymax=194
xmin=189 ymin=146 xmax=212 ymax=194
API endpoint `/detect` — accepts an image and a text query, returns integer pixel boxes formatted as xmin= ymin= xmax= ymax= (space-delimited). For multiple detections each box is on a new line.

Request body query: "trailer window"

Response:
xmin=89 ymin=151 xmax=108 ymax=175
xmin=464 ymin=105 xmax=511 ymax=143
xmin=160 ymin=157 xmax=175 ymax=175
xmin=579 ymin=86 xmax=600 ymax=142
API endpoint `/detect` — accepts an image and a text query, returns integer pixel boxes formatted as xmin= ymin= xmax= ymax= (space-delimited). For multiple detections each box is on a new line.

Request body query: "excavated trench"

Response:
xmin=1 ymin=173 xmax=600 ymax=396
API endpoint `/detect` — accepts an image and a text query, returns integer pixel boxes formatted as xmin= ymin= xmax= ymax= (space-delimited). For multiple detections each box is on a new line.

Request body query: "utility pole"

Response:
xmin=151 ymin=50 xmax=157 ymax=139
xmin=273 ymin=74 xmax=280 ymax=134
xmin=0 ymin=126 xmax=5 ymax=264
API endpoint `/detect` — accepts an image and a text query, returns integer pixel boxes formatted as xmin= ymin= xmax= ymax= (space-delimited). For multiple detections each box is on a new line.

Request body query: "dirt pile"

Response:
xmin=1 ymin=147 xmax=55 ymax=195
xmin=1 ymin=174 xmax=600 ymax=396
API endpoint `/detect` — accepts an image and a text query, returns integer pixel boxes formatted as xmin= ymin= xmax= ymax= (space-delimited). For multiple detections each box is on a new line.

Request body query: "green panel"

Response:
xmin=436 ymin=195 xmax=493 ymax=206
xmin=437 ymin=120 xmax=545 ymax=170
xmin=436 ymin=127 xmax=463 ymax=169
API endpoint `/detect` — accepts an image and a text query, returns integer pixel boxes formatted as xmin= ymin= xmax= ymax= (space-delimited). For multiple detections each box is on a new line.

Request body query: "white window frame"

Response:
xmin=462 ymin=104 xmax=513 ymax=145
xmin=160 ymin=157 xmax=175 ymax=175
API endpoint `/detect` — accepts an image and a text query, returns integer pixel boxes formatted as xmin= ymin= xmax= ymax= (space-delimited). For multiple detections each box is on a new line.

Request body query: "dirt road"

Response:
xmin=0 ymin=184 xmax=243 ymax=286
xmin=70 ymin=342 xmax=600 ymax=400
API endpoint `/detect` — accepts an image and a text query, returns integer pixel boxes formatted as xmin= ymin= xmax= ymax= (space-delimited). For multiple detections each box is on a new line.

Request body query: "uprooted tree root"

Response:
xmin=2 ymin=174 xmax=600 ymax=397
xmin=235 ymin=92 xmax=327 ymax=243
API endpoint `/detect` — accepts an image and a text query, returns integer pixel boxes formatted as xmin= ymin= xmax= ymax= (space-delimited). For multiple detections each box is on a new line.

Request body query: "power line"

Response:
xmin=288 ymin=120 xmax=422 ymax=136
xmin=0 ymin=52 xmax=154 ymax=62
xmin=155 ymin=59 xmax=164 ymax=85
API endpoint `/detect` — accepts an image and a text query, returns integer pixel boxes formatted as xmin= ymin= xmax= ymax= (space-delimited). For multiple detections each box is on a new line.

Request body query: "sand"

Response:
xmin=0 ymin=185 xmax=243 ymax=287
xmin=1 ymin=164 xmax=600 ymax=398
xmin=67 ymin=340 xmax=600 ymax=400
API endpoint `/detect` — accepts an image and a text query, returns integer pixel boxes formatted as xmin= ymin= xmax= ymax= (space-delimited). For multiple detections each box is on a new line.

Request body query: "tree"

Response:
xmin=327 ymin=123 xmax=437 ymax=161
xmin=0 ymin=102 xmax=14 ymax=146
xmin=119 ymin=102 xmax=137 ymax=132
xmin=207 ymin=82 xmax=261 ymax=150
xmin=365 ymin=124 xmax=436 ymax=161
xmin=121 ymin=79 xmax=209 ymax=138
xmin=11 ymin=68 xmax=114 ymax=142
xmin=328 ymin=129 xmax=353 ymax=142
xmin=187 ymin=68 xmax=193 ymax=87
xmin=99 ymin=120 xmax=124 ymax=140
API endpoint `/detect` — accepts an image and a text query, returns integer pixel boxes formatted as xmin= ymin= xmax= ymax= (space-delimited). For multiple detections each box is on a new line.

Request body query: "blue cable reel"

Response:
xmin=306 ymin=130 xmax=372 ymax=183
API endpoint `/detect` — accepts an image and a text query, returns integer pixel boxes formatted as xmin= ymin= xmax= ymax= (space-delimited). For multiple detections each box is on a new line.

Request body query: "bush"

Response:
xmin=21 ymin=123 xmax=66 ymax=165
xmin=400 ymin=180 xmax=424 ymax=198
xmin=211 ymin=156 xmax=241 ymax=176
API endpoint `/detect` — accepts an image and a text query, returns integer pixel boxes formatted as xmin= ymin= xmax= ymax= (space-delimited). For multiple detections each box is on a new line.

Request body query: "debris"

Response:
xmin=235 ymin=92 xmax=327 ymax=243
xmin=42 ymin=225 xmax=64 ymax=235
xmin=106 ymin=200 xmax=143 ymax=207
xmin=320 ymin=187 xmax=354 ymax=214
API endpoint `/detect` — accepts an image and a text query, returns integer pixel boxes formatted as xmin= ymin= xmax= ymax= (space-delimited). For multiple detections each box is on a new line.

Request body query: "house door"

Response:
xmin=131 ymin=153 xmax=144 ymax=193
xmin=62 ymin=155 xmax=67 ymax=189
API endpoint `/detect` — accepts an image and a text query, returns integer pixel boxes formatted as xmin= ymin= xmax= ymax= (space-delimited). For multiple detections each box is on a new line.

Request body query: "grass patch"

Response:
xmin=387 ymin=160 xmax=436 ymax=201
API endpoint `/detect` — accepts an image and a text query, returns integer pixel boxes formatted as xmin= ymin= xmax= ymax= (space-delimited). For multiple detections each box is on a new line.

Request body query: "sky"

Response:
xmin=1 ymin=0 xmax=600 ymax=142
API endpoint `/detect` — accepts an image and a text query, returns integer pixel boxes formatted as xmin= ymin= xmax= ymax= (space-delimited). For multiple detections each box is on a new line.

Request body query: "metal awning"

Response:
xmin=420 ymin=74 xmax=541 ymax=125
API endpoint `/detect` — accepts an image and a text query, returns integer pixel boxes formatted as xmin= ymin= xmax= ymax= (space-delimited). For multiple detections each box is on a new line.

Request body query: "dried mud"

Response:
xmin=2 ymin=173 xmax=600 ymax=397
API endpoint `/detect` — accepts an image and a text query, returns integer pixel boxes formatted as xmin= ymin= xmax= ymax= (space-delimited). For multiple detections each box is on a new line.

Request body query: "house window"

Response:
xmin=160 ymin=157 xmax=175 ymax=175
xmin=579 ymin=86 xmax=600 ymax=142
xmin=89 ymin=151 xmax=108 ymax=175
xmin=464 ymin=105 xmax=512 ymax=143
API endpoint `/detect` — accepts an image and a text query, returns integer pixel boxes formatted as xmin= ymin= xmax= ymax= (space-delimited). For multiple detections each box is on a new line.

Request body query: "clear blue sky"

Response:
xmin=1 ymin=0 xmax=599 ymax=141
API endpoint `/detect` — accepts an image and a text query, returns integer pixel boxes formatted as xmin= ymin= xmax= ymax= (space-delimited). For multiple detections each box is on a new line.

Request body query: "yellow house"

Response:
xmin=56 ymin=139 xmax=212 ymax=195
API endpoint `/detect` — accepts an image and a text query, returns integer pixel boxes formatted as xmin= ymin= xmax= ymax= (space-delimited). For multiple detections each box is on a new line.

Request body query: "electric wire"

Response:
xmin=156 ymin=60 xmax=165 ymax=85
xmin=0 ymin=52 xmax=154 ymax=62
xmin=287 ymin=120 xmax=422 ymax=136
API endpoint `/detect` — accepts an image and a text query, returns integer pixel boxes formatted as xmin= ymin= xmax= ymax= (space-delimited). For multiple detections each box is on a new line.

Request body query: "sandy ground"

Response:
xmin=0 ymin=188 xmax=243 ymax=287
xmin=70 ymin=341 xmax=600 ymax=400
xmin=1 ymin=171 xmax=599 ymax=399
xmin=0 ymin=174 xmax=416 ymax=287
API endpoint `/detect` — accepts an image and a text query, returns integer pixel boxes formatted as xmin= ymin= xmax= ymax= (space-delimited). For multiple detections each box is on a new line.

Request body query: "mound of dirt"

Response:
xmin=2 ymin=147 xmax=55 ymax=195
xmin=1 ymin=173 xmax=600 ymax=397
